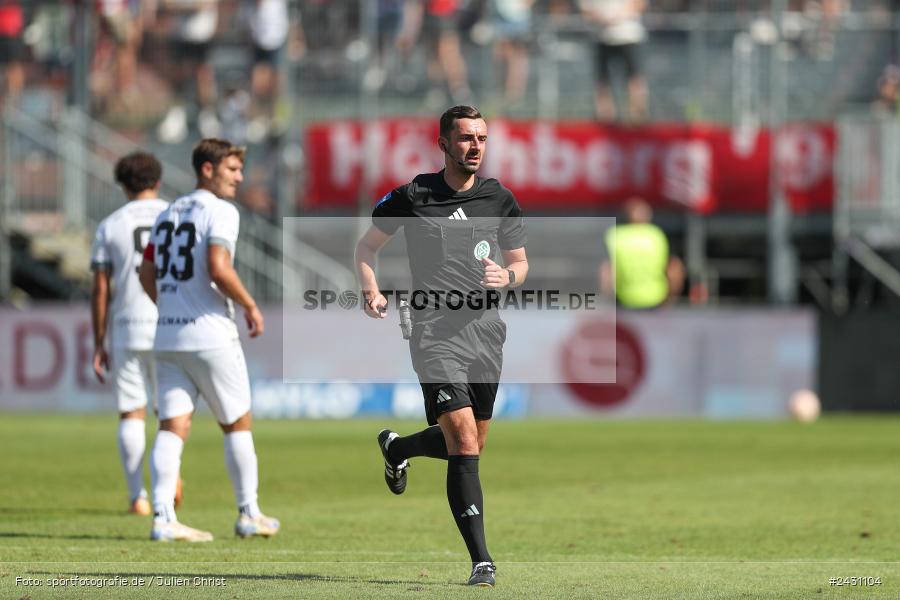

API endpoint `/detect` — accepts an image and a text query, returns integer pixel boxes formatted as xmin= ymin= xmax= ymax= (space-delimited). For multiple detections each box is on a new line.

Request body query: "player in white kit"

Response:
xmin=138 ymin=138 xmax=279 ymax=542
xmin=91 ymin=152 xmax=171 ymax=516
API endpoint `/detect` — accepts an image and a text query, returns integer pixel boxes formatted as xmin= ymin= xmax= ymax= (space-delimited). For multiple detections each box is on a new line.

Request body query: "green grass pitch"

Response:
xmin=2 ymin=414 xmax=900 ymax=599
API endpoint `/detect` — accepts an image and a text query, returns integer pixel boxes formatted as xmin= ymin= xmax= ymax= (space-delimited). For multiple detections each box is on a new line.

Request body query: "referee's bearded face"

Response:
xmin=205 ymin=155 xmax=244 ymax=199
xmin=444 ymin=118 xmax=487 ymax=175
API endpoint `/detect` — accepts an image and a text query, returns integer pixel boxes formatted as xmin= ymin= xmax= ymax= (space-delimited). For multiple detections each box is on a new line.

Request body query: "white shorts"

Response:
xmin=112 ymin=348 xmax=156 ymax=414
xmin=155 ymin=342 xmax=252 ymax=425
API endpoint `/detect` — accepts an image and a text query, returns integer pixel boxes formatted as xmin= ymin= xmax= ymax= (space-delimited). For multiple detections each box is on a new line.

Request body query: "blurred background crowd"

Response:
xmin=3 ymin=1 xmax=898 ymax=203
xmin=4 ymin=1 xmax=899 ymax=126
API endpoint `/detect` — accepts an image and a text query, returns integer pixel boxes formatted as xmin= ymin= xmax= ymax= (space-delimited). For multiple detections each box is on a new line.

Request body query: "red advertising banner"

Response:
xmin=304 ymin=119 xmax=835 ymax=214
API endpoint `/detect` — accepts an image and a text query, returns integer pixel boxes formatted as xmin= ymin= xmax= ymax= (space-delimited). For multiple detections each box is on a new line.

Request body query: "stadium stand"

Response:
xmin=2 ymin=0 xmax=900 ymax=305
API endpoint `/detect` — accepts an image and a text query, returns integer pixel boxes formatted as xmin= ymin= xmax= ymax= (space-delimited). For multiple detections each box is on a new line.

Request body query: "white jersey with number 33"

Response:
xmin=91 ymin=198 xmax=169 ymax=351
xmin=150 ymin=189 xmax=241 ymax=351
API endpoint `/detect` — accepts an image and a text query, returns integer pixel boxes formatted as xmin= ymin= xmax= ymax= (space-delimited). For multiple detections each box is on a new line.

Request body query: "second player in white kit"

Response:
xmin=139 ymin=138 xmax=279 ymax=542
xmin=90 ymin=152 xmax=169 ymax=516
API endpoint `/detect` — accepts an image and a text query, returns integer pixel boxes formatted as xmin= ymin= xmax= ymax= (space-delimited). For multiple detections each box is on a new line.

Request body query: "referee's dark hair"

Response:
xmin=114 ymin=152 xmax=162 ymax=195
xmin=440 ymin=105 xmax=483 ymax=139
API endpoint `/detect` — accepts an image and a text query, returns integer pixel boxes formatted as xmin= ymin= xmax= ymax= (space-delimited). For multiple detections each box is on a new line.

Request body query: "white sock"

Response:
xmin=224 ymin=431 xmax=260 ymax=518
xmin=150 ymin=430 xmax=183 ymax=522
xmin=118 ymin=418 xmax=147 ymax=502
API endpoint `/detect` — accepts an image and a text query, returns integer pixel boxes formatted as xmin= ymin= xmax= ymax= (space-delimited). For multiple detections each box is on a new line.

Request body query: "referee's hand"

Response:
xmin=364 ymin=292 xmax=388 ymax=319
xmin=481 ymin=257 xmax=508 ymax=289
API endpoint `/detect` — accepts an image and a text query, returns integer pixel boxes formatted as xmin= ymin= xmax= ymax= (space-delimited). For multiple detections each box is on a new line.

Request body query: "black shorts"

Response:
xmin=253 ymin=43 xmax=284 ymax=67
xmin=410 ymin=318 xmax=506 ymax=426
xmin=595 ymin=42 xmax=642 ymax=83
xmin=174 ymin=39 xmax=211 ymax=65
xmin=0 ymin=36 xmax=24 ymax=65
xmin=422 ymin=12 xmax=458 ymax=39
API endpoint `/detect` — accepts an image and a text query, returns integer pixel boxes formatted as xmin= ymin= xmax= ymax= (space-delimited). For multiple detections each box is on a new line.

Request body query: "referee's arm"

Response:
xmin=355 ymin=225 xmax=393 ymax=318
xmin=482 ymin=247 xmax=528 ymax=289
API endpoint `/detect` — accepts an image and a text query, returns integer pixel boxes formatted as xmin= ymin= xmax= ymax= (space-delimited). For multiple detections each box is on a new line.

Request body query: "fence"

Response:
xmin=0 ymin=106 xmax=355 ymax=302
xmin=6 ymin=1 xmax=900 ymax=305
xmin=832 ymin=115 xmax=900 ymax=312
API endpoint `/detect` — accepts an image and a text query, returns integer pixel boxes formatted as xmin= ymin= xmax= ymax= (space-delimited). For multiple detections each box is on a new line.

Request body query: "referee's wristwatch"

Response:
xmin=507 ymin=269 xmax=516 ymax=286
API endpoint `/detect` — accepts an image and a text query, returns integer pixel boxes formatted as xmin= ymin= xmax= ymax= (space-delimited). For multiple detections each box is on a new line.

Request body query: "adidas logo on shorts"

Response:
xmin=436 ymin=389 xmax=452 ymax=404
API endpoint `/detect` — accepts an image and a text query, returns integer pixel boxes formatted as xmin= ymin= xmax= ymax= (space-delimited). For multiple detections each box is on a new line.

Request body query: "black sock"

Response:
xmin=447 ymin=455 xmax=491 ymax=564
xmin=388 ymin=425 xmax=448 ymax=462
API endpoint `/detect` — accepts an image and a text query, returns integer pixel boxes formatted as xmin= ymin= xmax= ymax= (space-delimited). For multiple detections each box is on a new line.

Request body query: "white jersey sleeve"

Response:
xmin=208 ymin=201 xmax=239 ymax=255
xmin=90 ymin=222 xmax=111 ymax=270
xmin=90 ymin=199 xmax=169 ymax=351
xmin=151 ymin=189 xmax=241 ymax=352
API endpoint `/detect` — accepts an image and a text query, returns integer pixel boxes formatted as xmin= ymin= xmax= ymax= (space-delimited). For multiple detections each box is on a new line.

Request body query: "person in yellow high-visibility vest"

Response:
xmin=600 ymin=198 xmax=684 ymax=308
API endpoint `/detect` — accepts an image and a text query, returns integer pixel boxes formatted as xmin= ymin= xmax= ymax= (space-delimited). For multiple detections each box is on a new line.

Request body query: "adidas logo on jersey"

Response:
xmin=460 ymin=504 xmax=480 ymax=518
xmin=448 ymin=208 xmax=468 ymax=221
xmin=436 ymin=389 xmax=452 ymax=404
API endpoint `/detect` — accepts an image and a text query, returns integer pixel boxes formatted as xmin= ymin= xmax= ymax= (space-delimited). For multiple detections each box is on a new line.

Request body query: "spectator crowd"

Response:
xmin=1 ymin=0 xmax=899 ymax=219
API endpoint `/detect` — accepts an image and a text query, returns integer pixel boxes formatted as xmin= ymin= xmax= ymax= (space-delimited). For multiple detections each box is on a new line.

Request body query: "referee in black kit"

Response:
xmin=355 ymin=105 xmax=528 ymax=587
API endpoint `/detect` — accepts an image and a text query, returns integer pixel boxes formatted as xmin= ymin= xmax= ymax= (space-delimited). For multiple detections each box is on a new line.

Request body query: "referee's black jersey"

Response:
xmin=372 ymin=171 xmax=526 ymax=323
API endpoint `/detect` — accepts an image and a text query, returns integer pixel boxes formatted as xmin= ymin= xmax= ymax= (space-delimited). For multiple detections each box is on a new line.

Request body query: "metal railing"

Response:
xmin=833 ymin=114 xmax=900 ymax=311
xmin=835 ymin=115 xmax=900 ymax=247
xmin=0 ymin=106 xmax=355 ymax=302
xmin=289 ymin=6 xmax=898 ymax=125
